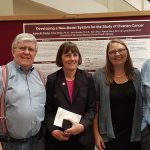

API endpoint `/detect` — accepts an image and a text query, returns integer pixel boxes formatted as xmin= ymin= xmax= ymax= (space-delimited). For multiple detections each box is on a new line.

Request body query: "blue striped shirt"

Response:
xmin=141 ymin=58 xmax=150 ymax=130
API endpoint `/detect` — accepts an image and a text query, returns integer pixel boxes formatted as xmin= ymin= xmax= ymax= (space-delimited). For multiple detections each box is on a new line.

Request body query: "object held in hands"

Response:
xmin=62 ymin=119 xmax=72 ymax=130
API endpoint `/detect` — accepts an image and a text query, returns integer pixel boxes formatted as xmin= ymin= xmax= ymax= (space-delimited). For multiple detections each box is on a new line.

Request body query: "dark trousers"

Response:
xmin=1 ymin=131 xmax=45 ymax=150
xmin=45 ymin=133 xmax=94 ymax=150
xmin=105 ymin=140 xmax=141 ymax=150
xmin=141 ymin=125 xmax=150 ymax=150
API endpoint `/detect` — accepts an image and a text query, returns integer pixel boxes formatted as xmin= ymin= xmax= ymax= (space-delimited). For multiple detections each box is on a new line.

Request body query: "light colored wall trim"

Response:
xmin=0 ymin=11 xmax=149 ymax=21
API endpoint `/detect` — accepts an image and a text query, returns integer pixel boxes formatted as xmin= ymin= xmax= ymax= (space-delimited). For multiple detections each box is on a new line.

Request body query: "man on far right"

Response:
xmin=141 ymin=58 xmax=150 ymax=150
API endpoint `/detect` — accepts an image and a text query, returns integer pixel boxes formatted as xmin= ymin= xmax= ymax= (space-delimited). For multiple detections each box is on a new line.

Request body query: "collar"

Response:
xmin=13 ymin=60 xmax=34 ymax=72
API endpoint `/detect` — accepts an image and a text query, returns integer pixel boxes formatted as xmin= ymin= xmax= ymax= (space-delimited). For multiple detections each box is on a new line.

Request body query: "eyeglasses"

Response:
xmin=108 ymin=48 xmax=126 ymax=56
xmin=17 ymin=47 xmax=36 ymax=52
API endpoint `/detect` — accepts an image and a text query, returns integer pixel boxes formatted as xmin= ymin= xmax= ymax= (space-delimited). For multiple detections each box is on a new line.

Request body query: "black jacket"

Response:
xmin=45 ymin=68 xmax=96 ymax=146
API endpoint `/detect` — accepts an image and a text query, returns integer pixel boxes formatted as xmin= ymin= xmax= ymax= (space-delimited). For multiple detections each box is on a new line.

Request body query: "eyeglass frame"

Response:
xmin=16 ymin=46 xmax=36 ymax=52
xmin=108 ymin=48 xmax=126 ymax=56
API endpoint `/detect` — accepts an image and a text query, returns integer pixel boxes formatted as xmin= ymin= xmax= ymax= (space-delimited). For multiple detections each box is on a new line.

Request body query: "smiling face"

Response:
xmin=12 ymin=40 xmax=37 ymax=70
xmin=108 ymin=42 xmax=127 ymax=67
xmin=61 ymin=51 xmax=79 ymax=72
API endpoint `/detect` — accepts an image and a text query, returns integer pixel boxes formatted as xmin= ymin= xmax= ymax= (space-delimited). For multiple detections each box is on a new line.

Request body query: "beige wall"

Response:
xmin=0 ymin=0 xmax=13 ymax=16
xmin=13 ymin=0 xmax=66 ymax=16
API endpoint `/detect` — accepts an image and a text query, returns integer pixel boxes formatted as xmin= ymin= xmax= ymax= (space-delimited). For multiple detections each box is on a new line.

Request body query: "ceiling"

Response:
xmin=31 ymin=0 xmax=108 ymax=14
xmin=30 ymin=0 xmax=150 ymax=14
xmin=11 ymin=0 xmax=150 ymax=16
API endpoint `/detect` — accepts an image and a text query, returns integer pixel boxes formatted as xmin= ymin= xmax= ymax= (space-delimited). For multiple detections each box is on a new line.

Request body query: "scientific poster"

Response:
xmin=24 ymin=19 xmax=150 ymax=74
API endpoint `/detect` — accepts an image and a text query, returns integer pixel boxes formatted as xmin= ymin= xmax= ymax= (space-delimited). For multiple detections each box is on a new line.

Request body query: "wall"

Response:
xmin=0 ymin=0 xmax=13 ymax=16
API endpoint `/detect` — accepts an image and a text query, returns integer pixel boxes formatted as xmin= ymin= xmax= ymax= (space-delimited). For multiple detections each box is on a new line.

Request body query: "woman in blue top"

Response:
xmin=93 ymin=39 xmax=142 ymax=150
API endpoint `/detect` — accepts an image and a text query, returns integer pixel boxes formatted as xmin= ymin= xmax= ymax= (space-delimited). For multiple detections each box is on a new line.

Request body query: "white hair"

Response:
xmin=11 ymin=33 xmax=37 ymax=50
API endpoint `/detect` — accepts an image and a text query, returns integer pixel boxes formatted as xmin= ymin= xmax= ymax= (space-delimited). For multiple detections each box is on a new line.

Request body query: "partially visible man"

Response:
xmin=0 ymin=33 xmax=46 ymax=150
xmin=141 ymin=58 xmax=150 ymax=150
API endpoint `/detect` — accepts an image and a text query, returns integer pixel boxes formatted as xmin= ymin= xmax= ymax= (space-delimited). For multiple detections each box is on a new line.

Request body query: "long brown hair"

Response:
xmin=103 ymin=39 xmax=135 ymax=84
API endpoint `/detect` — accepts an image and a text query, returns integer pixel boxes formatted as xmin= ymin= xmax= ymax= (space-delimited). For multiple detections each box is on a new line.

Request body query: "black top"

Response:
xmin=110 ymin=80 xmax=136 ymax=141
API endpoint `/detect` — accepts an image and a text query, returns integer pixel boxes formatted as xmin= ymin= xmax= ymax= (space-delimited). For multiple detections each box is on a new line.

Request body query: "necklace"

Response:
xmin=114 ymin=72 xmax=125 ymax=78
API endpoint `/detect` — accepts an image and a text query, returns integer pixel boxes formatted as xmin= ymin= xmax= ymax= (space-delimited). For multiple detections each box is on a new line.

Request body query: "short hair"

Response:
xmin=11 ymin=33 xmax=37 ymax=51
xmin=104 ymin=39 xmax=134 ymax=84
xmin=56 ymin=41 xmax=82 ymax=67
